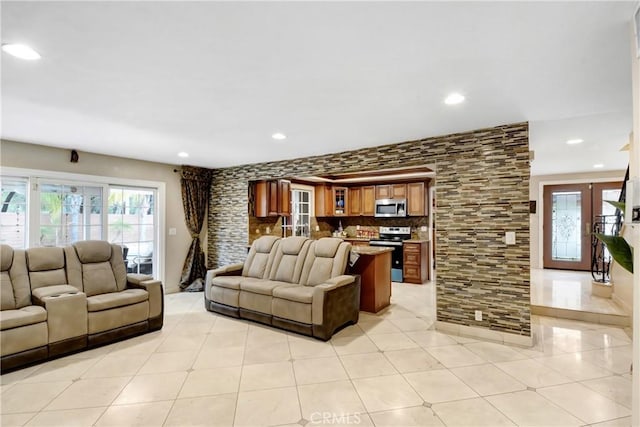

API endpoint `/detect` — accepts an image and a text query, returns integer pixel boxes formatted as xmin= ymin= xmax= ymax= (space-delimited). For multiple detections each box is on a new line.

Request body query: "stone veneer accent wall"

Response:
xmin=208 ymin=122 xmax=530 ymax=336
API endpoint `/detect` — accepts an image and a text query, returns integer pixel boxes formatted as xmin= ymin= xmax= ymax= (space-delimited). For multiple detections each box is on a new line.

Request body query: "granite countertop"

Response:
xmin=351 ymin=246 xmax=394 ymax=255
xmin=343 ymin=237 xmax=371 ymax=241
xmin=403 ymin=239 xmax=430 ymax=243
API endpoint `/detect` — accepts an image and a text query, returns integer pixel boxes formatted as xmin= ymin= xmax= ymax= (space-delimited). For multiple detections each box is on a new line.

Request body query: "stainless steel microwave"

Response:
xmin=374 ymin=199 xmax=407 ymax=217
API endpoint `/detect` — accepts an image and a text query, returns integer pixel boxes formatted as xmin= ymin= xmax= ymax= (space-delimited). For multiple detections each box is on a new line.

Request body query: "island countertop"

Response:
xmin=351 ymin=246 xmax=394 ymax=256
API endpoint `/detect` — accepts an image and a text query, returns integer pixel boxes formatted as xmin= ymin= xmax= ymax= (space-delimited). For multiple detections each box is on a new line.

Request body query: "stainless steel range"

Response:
xmin=369 ymin=226 xmax=411 ymax=282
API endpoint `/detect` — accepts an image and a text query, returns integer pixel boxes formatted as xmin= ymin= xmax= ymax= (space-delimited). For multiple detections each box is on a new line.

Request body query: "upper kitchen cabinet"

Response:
xmin=375 ymin=184 xmax=406 ymax=200
xmin=361 ymin=186 xmax=375 ymax=216
xmin=407 ymin=182 xmax=428 ymax=216
xmin=333 ymin=186 xmax=348 ymax=216
xmin=348 ymin=187 xmax=362 ymax=216
xmin=314 ymin=185 xmax=334 ymax=217
xmin=254 ymin=179 xmax=291 ymax=217
xmin=279 ymin=180 xmax=291 ymax=216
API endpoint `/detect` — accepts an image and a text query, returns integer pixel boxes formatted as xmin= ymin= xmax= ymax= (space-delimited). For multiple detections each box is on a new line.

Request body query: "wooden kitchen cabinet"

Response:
xmin=314 ymin=185 xmax=334 ymax=217
xmin=254 ymin=179 xmax=291 ymax=217
xmin=403 ymin=241 xmax=429 ymax=284
xmin=333 ymin=187 xmax=348 ymax=216
xmin=361 ymin=186 xmax=375 ymax=216
xmin=375 ymin=184 xmax=406 ymax=200
xmin=348 ymin=187 xmax=362 ymax=216
xmin=407 ymin=182 xmax=427 ymax=216
xmin=278 ymin=180 xmax=291 ymax=216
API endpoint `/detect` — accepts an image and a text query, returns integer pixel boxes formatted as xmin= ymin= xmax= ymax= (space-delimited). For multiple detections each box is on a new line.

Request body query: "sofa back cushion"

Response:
xmin=1 ymin=245 xmax=14 ymax=310
xmin=74 ymin=240 xmax=113 ymax=264
xmin=68 ymin=241 xmax=127 ymax=297
xmin=242 ymin=236 xmax=280 ymax=279
xmin=299 ymin=238 xmax=351 ymax=286
xmin=26 ymin=247 xmax=67 ymax=290
xmin=268 ymin=237 xmax=310 ymax=284
xmin=0 ymin=245 xmax=30 ymax=310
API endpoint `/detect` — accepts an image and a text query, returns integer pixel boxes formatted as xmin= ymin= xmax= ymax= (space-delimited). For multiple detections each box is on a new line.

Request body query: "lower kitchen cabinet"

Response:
xmin=403 ymin=241 xmax=429 ymax=284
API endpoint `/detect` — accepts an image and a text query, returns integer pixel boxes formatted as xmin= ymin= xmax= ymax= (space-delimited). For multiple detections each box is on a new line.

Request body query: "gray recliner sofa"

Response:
xmin=205 ymin=236 xmax=360 ymax=340
xmin=0 ymin=240 xmax=164 ymax=372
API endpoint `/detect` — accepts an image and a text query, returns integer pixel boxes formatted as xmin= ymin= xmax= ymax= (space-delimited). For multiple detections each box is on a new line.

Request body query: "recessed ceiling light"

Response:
xmin=444 ymin=93 xmax=465 ymax=105
xmin=593 ymin=163 xmax=604 ymax=168
xmin=272 ymin=132 xmax=287 ymax=140
xmin=178 ymin=152 xmax=189 ymax=158
xmin=1 ymin=43 xmax=41 ymax=60
xmin=566 ymin=139 xmax=583 ymax=145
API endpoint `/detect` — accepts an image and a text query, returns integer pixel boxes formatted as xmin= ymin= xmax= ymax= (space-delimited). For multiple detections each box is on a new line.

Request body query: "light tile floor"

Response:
xmin=0 ymin=282 xmax=633 ymax=426
xmin=530 ymin=268 xmax=628 ymax=316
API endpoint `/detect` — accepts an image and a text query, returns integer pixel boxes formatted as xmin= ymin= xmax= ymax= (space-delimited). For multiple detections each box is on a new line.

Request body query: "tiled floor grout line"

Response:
xmin=286 ymin=333 xmax=307 ymax=426
xmin=228 ymin=321 xmax=250 ymax=427
xmin=158 ymin=312 xmax=217 ymax=427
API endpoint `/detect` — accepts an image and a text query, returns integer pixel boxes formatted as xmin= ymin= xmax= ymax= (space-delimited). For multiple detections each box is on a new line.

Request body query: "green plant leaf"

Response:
xmin=594 ymin=233 xmax=633 ymax=274
xmin=604 ymin=200 xmax=626 ymax=212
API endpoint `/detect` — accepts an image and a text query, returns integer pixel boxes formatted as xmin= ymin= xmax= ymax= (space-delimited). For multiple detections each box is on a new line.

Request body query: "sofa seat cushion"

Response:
xmin=211 ymin=275 xmax=242 ymax=290
xmin=240 ymin=279 xmax=296 ymax=296
xmin=87 ymin=289 xmax=148 ymax=312
xmin=272 ymin=298 xmax=311 ymax=324
xmin=272 ymin=285 xmax=314 ymax=304
xmin=0 ymin=306 xmax=47 ymax=330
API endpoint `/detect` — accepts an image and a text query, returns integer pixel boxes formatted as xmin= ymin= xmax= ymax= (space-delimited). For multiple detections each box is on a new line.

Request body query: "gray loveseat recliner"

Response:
xmin=0 ymin=240 xmax=164 ymax=372
xmin=205 ymin=236 xmax=360 ymax=340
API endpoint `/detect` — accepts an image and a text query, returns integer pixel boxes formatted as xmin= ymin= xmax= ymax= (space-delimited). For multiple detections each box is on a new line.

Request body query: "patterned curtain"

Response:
xmin=179 ymin=166 xmax=212 ymax=291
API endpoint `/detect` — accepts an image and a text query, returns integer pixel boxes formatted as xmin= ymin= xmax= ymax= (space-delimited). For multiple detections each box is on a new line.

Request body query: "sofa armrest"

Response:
xmin=126 ymin=273 xmax=154 ymax=285
xmin=311 ymin=275 xmax=360 ymax=336
xmin=127 ymin=275 xmax=164 ymax=322
xmin=32 ymin=285 xmax=81 ymax=306
xmin=204 ymin=264 xmax=244 ymax=298
xmin=32 ymin=286 xmax=87 ymax=343
xmin=312 ymin=275 xmax=356 ymax=292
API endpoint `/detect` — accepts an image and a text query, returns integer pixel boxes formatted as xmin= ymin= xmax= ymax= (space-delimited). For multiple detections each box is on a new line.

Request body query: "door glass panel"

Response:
xmin=39 ymin=183 xmax=102 ymax=246
xmin=551 ymin=191 xmax=581 ymax=262
xmin=108 ymin=187 xmax=156 ymax=275
xmin=292 ymin=189 xmax=311 ymax=237
xmin=599 ymin=188 xmax=622 ymax=259
xmin=0 ymin=177 xmax=28 ymax=248
xmin=601 ymin=189 xmax=621 ymax=217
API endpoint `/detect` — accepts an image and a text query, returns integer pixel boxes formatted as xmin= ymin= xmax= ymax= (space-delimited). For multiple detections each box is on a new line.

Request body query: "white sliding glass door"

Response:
xmin=36 ymin=181 xmax=104 ymax=246
xmin=108 ymin=187 xmax=157 ymax=275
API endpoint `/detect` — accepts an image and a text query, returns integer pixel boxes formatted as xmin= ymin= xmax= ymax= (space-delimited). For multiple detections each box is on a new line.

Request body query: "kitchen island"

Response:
xmin=349 ymin=246 xmax=393 ymax=313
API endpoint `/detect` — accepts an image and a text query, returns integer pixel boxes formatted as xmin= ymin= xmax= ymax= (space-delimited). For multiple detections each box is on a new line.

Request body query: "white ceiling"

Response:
xmin=1 ymin=1 xmax=636 ymax=175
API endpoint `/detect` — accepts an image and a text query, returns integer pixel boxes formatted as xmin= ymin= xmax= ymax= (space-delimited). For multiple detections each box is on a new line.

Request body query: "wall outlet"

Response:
xmin=266 ymin=227 xmax=270 ymax=234
xmin=168 ymin=227 xmax=177 ymax=236
xmin=505 ymin=231 xmax=516 ymax=245
xmin=315 ymin=225 xmax=320 ymax=232
xmin=474 ymin=310 xmax=483 ymax=321
xmin=420 ymin=226 xmax=427 ymax=232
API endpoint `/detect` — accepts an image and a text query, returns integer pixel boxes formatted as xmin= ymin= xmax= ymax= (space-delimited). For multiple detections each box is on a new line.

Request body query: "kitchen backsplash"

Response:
xmin=248 ymin=214 xmax=430 ymax=243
